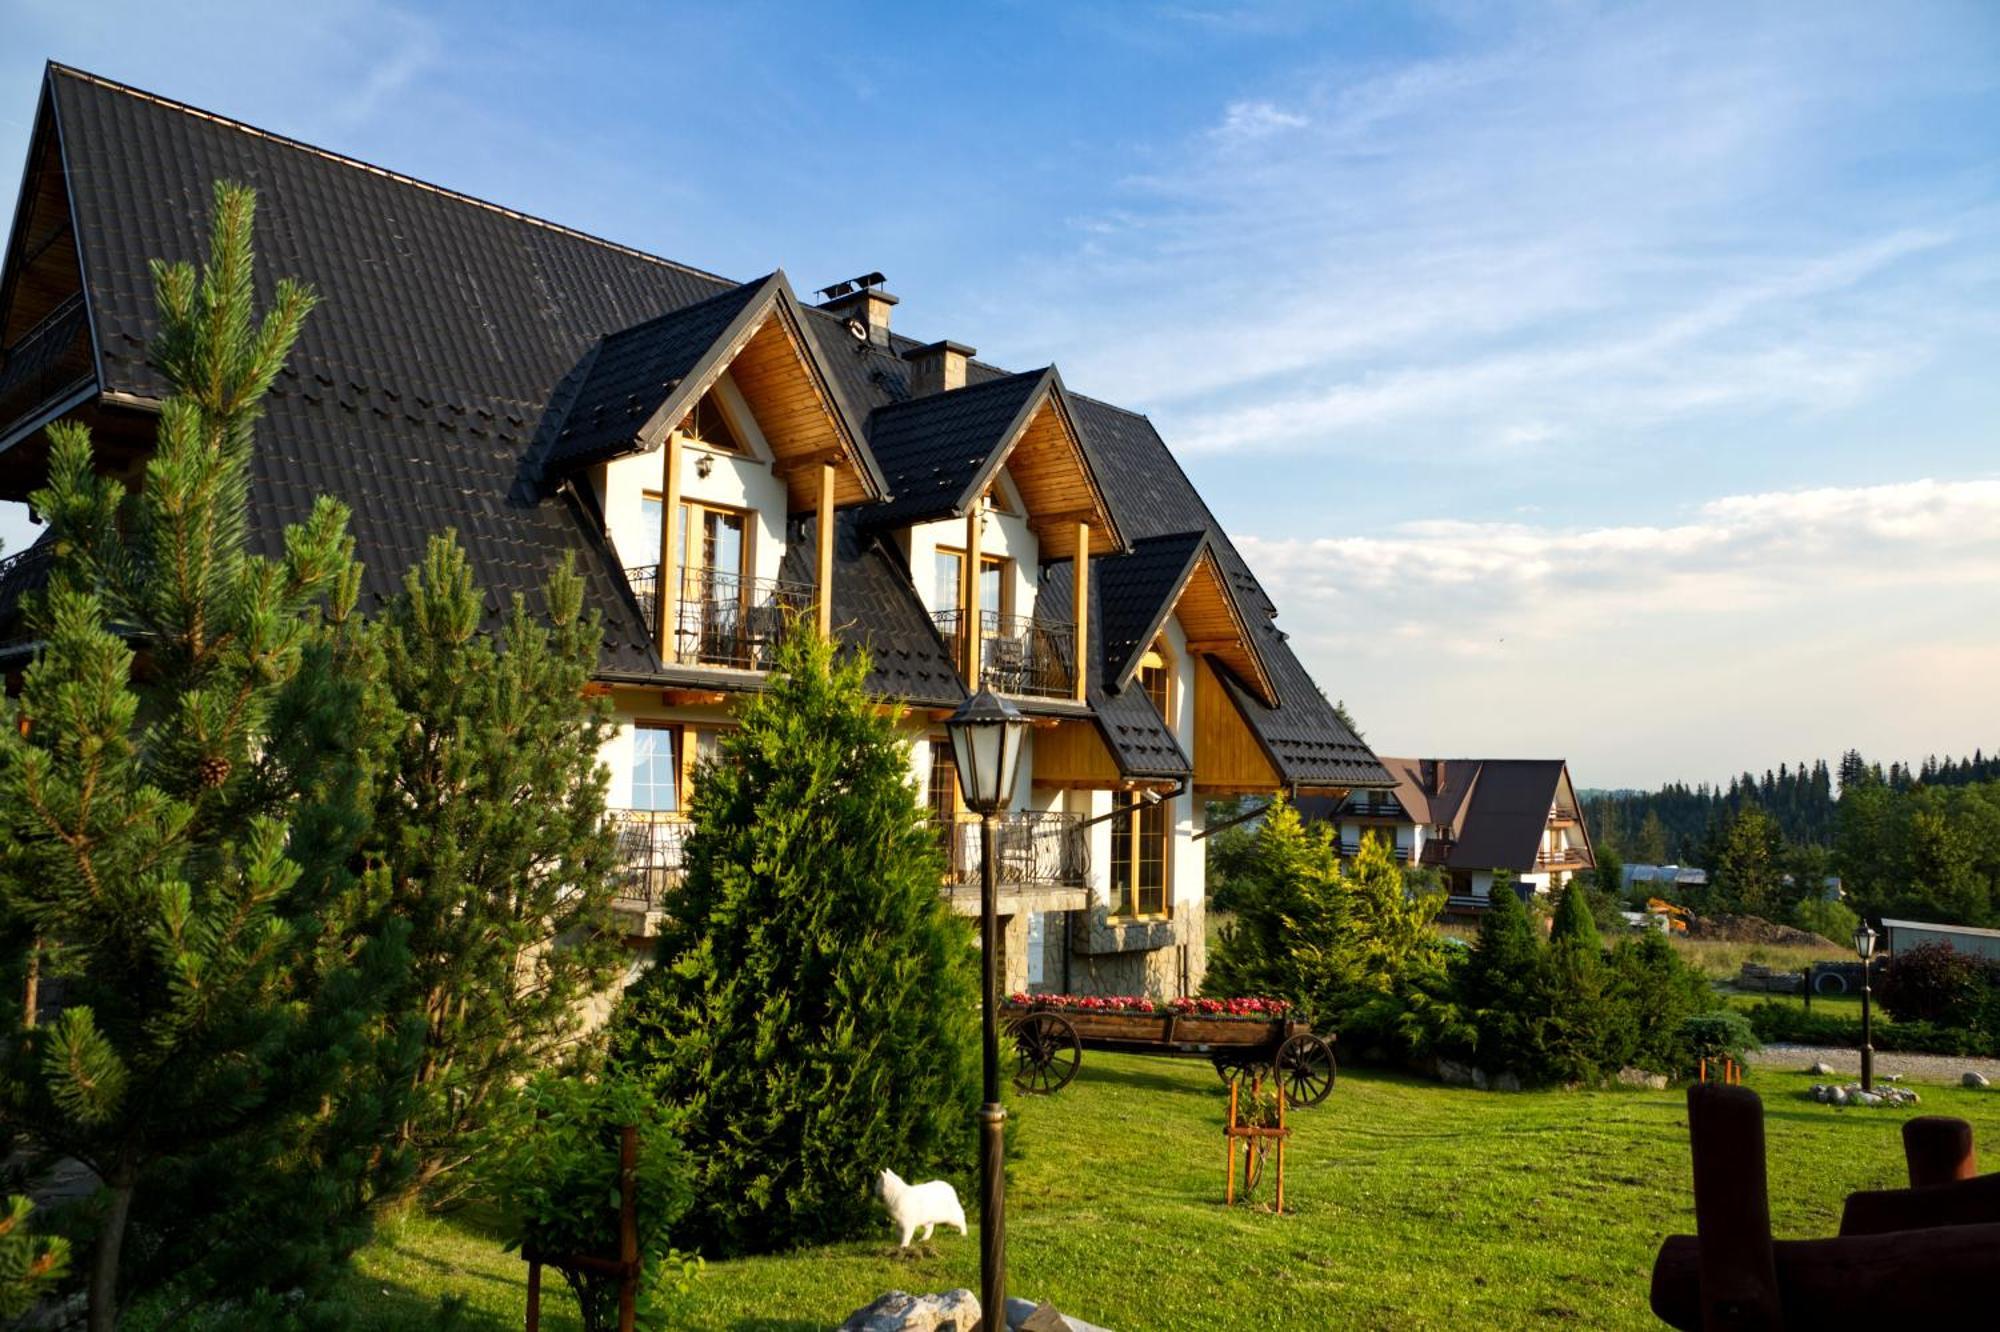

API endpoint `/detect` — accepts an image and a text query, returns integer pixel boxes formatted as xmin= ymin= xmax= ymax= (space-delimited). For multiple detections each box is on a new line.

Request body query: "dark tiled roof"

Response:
xmin=779 ymin=512 xmax=964 ymax=707
xmin=861 ymin=369 xmax=1049 ymax=530
xmin=541 ymin=275 xmax=772 ymax=471
xmin=1033 ymin=557 xmax=1187 ymax=778
xmin=1094 ymin=530 xmax=1207 ymax=688
xmin=4 ymin=65 xmax=1386 ymax=783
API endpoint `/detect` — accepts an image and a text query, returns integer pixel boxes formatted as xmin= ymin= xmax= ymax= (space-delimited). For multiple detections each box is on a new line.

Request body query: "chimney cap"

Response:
xmin=901 ymin=339 xmax=977 ymax=362
xmin=816 ymin=272 xmax=897 ymax=305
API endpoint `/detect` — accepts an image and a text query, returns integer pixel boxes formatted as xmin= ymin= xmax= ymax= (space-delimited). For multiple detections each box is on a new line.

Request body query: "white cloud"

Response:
xmin=1242 ymin=477 xmax=2000 ymax=785
xmin=1210 ymin=99 xmax=1308 ymax=143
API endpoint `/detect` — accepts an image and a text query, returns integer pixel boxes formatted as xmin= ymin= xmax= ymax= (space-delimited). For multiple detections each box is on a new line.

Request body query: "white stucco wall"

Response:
xmin=899 ymin=471 xmax=1039 ymax=622
xmin=594 ymin=371 xmax=787 ymax=582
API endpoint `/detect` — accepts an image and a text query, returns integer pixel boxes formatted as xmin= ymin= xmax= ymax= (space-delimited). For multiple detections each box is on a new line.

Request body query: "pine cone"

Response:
xmin=196 ymin=755 xmax=232 ymax=789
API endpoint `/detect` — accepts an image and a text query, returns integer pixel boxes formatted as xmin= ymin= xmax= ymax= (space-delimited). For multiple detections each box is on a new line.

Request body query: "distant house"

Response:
xmin=1624 ymin=864 xmax=1711 ymax=897
xmin=1301 ymin=758 xmax=1594 ymax=913
xmin=1880 ymin=918 xmax=2000 ymax=965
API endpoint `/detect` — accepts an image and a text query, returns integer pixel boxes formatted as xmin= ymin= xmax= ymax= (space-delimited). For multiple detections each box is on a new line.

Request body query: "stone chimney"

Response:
xmin=816 ymin=272 xmax=897 ymax=348
xmin=902 ymin=340 xmax=977 ymax=397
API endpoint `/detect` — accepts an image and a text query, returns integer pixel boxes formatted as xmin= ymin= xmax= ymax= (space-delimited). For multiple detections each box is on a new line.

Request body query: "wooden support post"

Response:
xmin=659 ymin=433 xmax=682 ymax=662
xmin=617 ymin=1124 xmax=639 ymax=1332
xmin=1225 ymin=1080 xmax=1238 ymax=1205
xmin=525 ymin=1259 xmax=541 ymax=1332
xmin=816 ymin=459 xmax=836 ymax=638
xmin=963 ymin=503 xmax=983 ymax=686
xmin=1071 ymin=521 xmax=1089 ymax=702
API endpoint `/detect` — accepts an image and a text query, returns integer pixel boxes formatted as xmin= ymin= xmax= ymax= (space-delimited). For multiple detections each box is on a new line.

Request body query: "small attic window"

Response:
xmin=678 ymin=392 xmax=746 ymax=453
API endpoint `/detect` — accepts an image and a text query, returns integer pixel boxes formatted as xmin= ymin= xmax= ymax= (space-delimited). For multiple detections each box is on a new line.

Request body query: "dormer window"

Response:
xmin=1138 ymin=639 xmax=1174 ymax=725
xmin=678 ymin=391 xmax=745 ymax=454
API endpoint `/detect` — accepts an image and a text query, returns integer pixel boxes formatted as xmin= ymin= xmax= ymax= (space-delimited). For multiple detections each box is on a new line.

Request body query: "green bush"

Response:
xmin=1791 ymin=896 xmax=1858 ymax=944
xmin=1878 ymin=941 xmax=1993 ymax=1028
xmin=611 ymin=628 xmax=980 ymax=1255
xmin=478 ymin=1072 xmax=696 ymax=1332
xmin=1743 ymin=1000 xmax=1997 ymax=1057
xmin=1205 ymin=805 xmax=1463 ymax=1062
xmin=1678 ymin=1010 xmax=1760 ymax=1065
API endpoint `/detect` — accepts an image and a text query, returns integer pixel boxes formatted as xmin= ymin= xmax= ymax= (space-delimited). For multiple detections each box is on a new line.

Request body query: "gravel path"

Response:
xmin=1746 ymin=1042 xmax=2000 ymax=1086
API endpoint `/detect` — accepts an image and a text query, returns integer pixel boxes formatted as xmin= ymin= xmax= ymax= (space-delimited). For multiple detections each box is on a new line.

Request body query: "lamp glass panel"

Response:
xmin=997 ymin=716 xmax=1026 ymax=808
xmin=950 ymin=720 xmax=1005 ymax=811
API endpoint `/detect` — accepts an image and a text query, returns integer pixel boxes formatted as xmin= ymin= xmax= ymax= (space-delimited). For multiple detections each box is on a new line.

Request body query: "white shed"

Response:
xmin=1879 ymin=917 xmax=2000 ymax=964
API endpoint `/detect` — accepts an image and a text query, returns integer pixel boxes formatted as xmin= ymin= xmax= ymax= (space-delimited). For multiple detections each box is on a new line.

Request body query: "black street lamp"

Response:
xmin=1853 ymin=921 xmax=1877 ymax=1091
xmin=944 ymin=688 xmax=1027 ymax=1328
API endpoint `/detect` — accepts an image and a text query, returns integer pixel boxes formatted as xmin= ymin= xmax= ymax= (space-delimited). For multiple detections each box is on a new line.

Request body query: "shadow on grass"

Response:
xmin=1071 ymin=1059 xmax=1222 ymax=1096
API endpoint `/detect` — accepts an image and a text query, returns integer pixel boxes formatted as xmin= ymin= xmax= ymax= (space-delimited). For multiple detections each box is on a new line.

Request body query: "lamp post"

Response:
xmin=1853 ymin=922 xmax=1877 ymax=1092
xmin=944 ymin=688 xmax=1027 ymax=1329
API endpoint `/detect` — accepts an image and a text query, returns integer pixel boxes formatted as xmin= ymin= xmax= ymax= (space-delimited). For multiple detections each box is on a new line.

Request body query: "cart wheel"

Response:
xmin=1212 ymin=1053 xmax=1252 ymax=1087
xmin=1010 ymin=1012 xmax=1081 ymax=1094
xmin=1275 ymin=1032 xmax=1337 ymax=1107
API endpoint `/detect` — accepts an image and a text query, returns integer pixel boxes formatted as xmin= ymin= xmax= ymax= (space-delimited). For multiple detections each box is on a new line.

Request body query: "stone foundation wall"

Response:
xmin=1061 ymin=901 xmax=1206 ymax=998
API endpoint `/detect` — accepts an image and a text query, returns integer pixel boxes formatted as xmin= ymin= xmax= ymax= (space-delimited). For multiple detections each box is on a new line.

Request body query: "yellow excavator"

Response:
xmin=1646 ymin=898 xmax=1692 ymax=934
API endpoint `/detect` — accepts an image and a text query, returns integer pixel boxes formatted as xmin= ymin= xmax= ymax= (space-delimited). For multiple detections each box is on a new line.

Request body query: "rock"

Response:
xmin=1435 ymin=1059 xmax=1478 ymax=1087
xmin=1883 ymin=1073 xmax=1903 ymax=1083
xmin=1492 ymin=1071 xmax=1523 ymax=1093
xmin=1965 ymin=1071 xmax=1991 ymax=1089
xmin=1831 ymin=1086 xmax=1848 ymax=1105
xmin=1618 ymin=1067 xmax=1670 ymax=1090
xmin=1807 ymin=1061 xmax=1837 ymax=1076
xmin=842 ymin=1289 xmax=981 ymax=1332
xmin=1004 ymin=1297 xmax=1114 ymax=1331
xmin=1853 ymin=1091 xmax=1881 ymax=1106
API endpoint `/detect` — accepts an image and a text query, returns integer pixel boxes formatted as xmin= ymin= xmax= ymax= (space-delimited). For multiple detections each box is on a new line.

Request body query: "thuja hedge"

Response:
xmin=1743 ymin=1000 xmax=1999 ymax=1058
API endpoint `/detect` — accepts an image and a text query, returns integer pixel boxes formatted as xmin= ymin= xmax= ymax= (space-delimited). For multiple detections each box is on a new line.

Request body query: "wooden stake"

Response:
xmin=525 ymin=1259 xmax=541 ymax=1332
xmin=618 ymin=1125 xmax=639 ymax=1332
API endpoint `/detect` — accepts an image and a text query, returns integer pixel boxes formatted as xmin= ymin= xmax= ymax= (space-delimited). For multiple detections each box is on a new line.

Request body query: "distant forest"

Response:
xmin=1583 ymin=749 xmax=2000 ymax=863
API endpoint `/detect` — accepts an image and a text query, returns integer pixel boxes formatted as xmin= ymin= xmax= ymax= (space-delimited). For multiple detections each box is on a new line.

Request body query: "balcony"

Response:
xmin=609 ymin=808 xmax=1091 ymax=916
xmin=607 ymin=810 xmax=690 ymax=910
xmin=0 ymin=293 xmax=93 ymax=431
xmin=932 ymin=609 xmax=1075 ymax=700
xmin=0 ymin=542 xmax=53 ymax=647
xmin=623 ymin=566 xmax=815 ymax=671
xmin=1536 ymin=847 xmax=1590 ymax=869
xmin=934 ymin=811 xmax=1091 ymax=905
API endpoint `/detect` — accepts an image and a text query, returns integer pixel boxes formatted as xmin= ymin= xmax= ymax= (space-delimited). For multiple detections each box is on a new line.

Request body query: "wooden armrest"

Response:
xmin=1840 ymin=1171 xmax=2000 ymax=1236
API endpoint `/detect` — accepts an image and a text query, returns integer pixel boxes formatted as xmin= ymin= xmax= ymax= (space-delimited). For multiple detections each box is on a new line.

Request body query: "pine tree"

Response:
xmin=610 ymin=626 xmax=980 ymax=1255
xmin=1549 ymin=878 xmax=1600 ymax=949
xmin=0 ymin=182 xmax=402 ymax=1329
xmin=1459 ymin=883 xmax=1542 ymax=1074
xmin=365 ymin=532 xmax=627 ymax=1201
xmin=0 ymin=1196 xmax=68 ymax=1319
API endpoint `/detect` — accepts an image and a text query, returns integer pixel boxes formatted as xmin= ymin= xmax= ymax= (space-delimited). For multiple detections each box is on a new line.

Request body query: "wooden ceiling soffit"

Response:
xmin=1030 ymin=717 xmax=1124 ymax=788
xmin=633 ymin=275 xmax=882 ymax=512
xmin=968 ymin=374 xmax=1123 ymax=561
xmin=1175 ymin=550 xmax=1277 ymax=708
xmin=1192 ymin=656 xmax=1283 ymax=795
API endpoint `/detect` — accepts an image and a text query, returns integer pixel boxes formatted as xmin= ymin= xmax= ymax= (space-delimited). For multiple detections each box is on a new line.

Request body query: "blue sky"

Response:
xmin=2 ymin=1 xmax=1998 ymax=787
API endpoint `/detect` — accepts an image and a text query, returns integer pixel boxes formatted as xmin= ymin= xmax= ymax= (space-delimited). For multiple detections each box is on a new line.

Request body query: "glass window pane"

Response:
xmin=934 ymin=551 xmax=961 ymax=614
xmin=639 ymin=497 xmax=662 ymax=566
xmin=979 ymin=562 xmax=1003 ymax=624
xmin=631 ymin=727 xmax=678 ymax=813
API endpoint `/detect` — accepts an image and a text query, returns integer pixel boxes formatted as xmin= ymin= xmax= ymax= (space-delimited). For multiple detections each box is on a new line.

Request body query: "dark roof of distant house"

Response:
xmin=0 ymin=63 xmax=1389 ymax=783
xmin=1302 ymin=758 xmax=1592 ymax=872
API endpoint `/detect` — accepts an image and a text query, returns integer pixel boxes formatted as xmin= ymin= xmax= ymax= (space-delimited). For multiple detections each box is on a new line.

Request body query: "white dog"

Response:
xmin=878 ymin=1168 xmax=967 ymax=1248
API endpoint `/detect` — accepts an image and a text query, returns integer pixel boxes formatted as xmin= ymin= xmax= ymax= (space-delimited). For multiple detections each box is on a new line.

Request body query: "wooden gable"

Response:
xmin=987 ymin=384 xmax=1120 ymax=560
xmin=675 ymin=298 xmax=877 ymax=511
xmin=1193 ymin=656 xmax=1283 ymax=795
xmin=1115 ymin=548 xmax=1277 ymax=709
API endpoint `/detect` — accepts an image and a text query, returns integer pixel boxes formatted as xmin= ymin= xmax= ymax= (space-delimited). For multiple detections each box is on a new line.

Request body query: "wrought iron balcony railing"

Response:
xmin=607 ymin=810 xmax=690 ymax=910
xmin=0 ymin=542 xmax=54 ymax=647
xmin=931 ymin=609 xmax=1075 ymax=700
xmin=0 ymin=292 xmax=93 ymax=431
xmin=623 ymin=565 xmax=815 ymax=671
xmin=934 ymin=811 xmax=1091 ymax=891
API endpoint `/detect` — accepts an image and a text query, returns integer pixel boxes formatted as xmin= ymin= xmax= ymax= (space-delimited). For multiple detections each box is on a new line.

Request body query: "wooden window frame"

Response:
xmin=1107 ymin=790 xmax=1172 ymax=921
xmin=935 ymin=545 xmax=1011 ymax=621
xmin=678 ymin=390 xmax=748 ymax=455
xmin=631 ymin=722 xmax=729 ymax=819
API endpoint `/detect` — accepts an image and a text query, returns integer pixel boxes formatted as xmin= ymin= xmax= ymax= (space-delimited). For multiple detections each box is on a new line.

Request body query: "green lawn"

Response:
xmin=340 ymin=1055 xmax=2000 ymax=1330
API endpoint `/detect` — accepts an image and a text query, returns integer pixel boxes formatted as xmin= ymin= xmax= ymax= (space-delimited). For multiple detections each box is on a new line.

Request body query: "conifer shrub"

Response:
xmin=610 ymin=627 xmax=980 ymax=1255
xmin=480 ymin=1072 xmax=697 ymax=1332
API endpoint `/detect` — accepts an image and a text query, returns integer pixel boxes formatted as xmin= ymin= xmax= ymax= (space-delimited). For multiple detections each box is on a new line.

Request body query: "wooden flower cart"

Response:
xmin=1002 ymin=999 xmax=1337 ymax=1107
